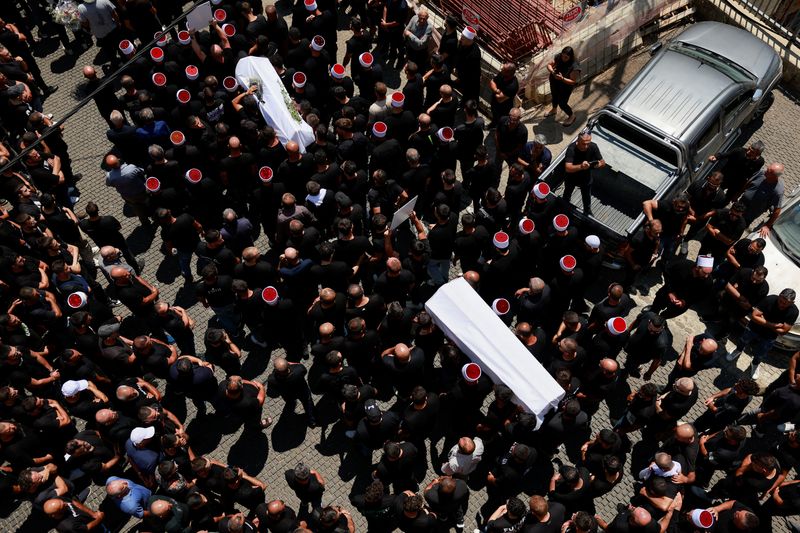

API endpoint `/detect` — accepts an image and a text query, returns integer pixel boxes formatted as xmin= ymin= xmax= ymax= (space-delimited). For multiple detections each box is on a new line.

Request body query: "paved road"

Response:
xmin=4 ymin=13 xmax=800 ymax=533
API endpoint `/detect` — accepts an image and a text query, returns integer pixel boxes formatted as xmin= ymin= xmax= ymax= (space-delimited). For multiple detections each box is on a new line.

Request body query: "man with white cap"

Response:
xmin=124 ymin=426 xmax=160 ymax=484
xmin=524 ymin=181 xmax=558 ymax=229
xmin=650 ymin=254 xmax=714 ymax=319
xmin=482 ymin=230 xmax=520 ymax=302
xmin=454 ymin=25 xmax=481 ymax=104
xmin=368 ymin=123 xmax=403 ymax=179
xmin=576 ymin=234 xmax=605 ymax=285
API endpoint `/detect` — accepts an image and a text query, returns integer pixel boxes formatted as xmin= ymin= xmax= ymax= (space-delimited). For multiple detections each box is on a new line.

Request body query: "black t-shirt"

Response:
xmin=486 ymin=513 xmax=525 ymax=533
xmin=116 ymin=278 xmax=153 ymax=315
xmin=79 ymin=216 xmax=125 ymax=246
xmin=713 ymin=502 xmax=753 ymax=533
xmin=285 ymin=469 xmax=324 ymax=499
xmin=564 ymin=141 xmax=602 ymax=185
xmin=606 ymin=510 xmax=659 ymax=533
xmin=256 ymin=504 xmax=299 ymax=533
xmin=428 ymin=215 xmax=458 ymax=260
xmin=196 ymin=275 xmax=235 ymax=308
xmin=729 ymin=238 xmax=765 ymax=269
xmin=723 ymin=268 xmax=769 ymax=314
xmin=750 ymin=295 xmax=799 ymax=340
xmin=521 ymin=501 xmax=566 ymax=533
xmin=162 ymin=213 xmax=200 ymax=252
xmin=496 ymin=117 xmax=528 ymax=154
xmin=54 ymin=500 xmax=95 ymax=532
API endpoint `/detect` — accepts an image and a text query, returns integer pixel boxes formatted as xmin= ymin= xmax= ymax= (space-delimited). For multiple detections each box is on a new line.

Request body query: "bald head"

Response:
xmin=95 ymin=408 xmax=116 ymax=425
xmin=106 ymin=479 xmax=129 ymax=497
xmin=229 ymin=136 xmax=240 ymax=149
xmin=463 ymin=270 xmax=480 ymax=288
xmin=267 ymin=499 xmax=285 ymax=514
xmin=100 ymin=246 xmax=118 ymax=260
xmin=116 ymin=385 xmax=136 ymax=401
xmin=284 ymin=247 xmax=298 ymax=261
xmin=700 ymin=338 xmax=718 ymax=355
xmin=83 ymin=66 xmax=97 ymax=79
xmin=418 ymin=113 xmax=431 ymax=128
xmin=387 ymin=257 xmax=402 ymax=272
xmin=104 ymin=154 xmax=120 ymax=169
xmin=150 ymin=499 xmax=172 ymax=517
xmin=273 ymin=357 xmax=289 ymax=373
xmin=600 ymin=358 xmax=619 ymax=373
xmin=766 ymin=162 xmax=784 ymax=181
xmin=319 ymin=322 xmax=334 ymax=338
xmin=675 ymin=377 xmax=695 ymax=396
xmin=320 ymin=288 xmax=336 ymax=304
xmin=110 ymin=266 xmax=129 ymax=280
xmin=395 ymin=343 xmax=410 ymax=363
xmin=286 ymin=141 xmax=300 ymax=153
xmin=676 ymin=423 xmax=696 ymax=441
xmin=458 ymin=437 xmax=475 ymax=454
xmin=631 ymin=507 xmax=652 ymax=526
xmin=43 ymin=498 xmax=65 ymax=516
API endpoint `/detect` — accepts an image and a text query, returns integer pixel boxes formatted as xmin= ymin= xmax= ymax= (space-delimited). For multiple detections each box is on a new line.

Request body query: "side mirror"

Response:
xmin=752 ymin=88 xmax=764 ymax=102
xmin=649 ymin=42 xmax=663 ymax=56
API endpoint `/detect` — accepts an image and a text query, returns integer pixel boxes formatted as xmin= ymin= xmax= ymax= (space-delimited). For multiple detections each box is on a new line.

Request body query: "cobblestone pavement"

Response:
xmin=4 ymin=11 xmax=800 ymax=533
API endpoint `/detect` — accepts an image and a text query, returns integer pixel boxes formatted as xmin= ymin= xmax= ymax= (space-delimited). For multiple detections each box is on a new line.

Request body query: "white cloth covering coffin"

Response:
xmin=234 ymin=56 xmax=315 ymax=152
xmin=425 ymin=277 xmax=564 ymax=428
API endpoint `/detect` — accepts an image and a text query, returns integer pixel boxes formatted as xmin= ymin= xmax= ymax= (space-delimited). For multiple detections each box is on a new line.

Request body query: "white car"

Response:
xmin=758 ymin=190 xmax=800 ymax=351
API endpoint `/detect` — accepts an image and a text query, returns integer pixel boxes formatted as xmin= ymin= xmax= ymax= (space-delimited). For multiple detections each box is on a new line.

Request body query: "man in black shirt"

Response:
xmin=711 ymin=266 xmax=769 ymax=342
xmin=563 ymin=131 xmax=604 ymax=216
xmin=79 ymin=201 xmax=139 ymax=273
xmin=255 ymin=500 xmax=300 ymax=533
xmin=726 ymin=288 xmax=798 ymax=378
xmin=524 ymin=496 xmax=566 ymax=533
xmin=351 ymin=480 xmax=396 ymax=532
xmin=110 ymin=267 xmax=158 ymax=318
xmin=196 ymin=264 xmax=239 ymax=335
xmin=709 ymin=140 xmax=765 ymax=201
xmin=393 ymin=491 xmax=438 ymax=532
xmin=266 ymin=357 xmax=316 ymax=427
xmin=214 ymin=376 xmax=272 ymax=430
xmin=484 ymin=496 xmax=527 ymax=533
xmin=700 ymin=202 xmax=748 ymax=260
xmin=284 ymin=462 xmax=325 ymax=515
xmin=43 ymin=497 xmax=104 ymax=532
xmin=424 ymin=476 xmax=469 ymax=531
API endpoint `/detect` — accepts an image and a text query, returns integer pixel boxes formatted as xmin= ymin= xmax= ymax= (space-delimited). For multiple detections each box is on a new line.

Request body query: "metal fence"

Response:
xmin=734 ymin=0 xmax=800 ymax=41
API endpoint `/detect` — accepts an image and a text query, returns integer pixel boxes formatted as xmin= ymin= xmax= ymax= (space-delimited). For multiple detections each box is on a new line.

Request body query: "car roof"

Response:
xmin=611 ymin=49 xmax=740 ymax=139
xmin=672 ymin=21 xmax=778 ymax=82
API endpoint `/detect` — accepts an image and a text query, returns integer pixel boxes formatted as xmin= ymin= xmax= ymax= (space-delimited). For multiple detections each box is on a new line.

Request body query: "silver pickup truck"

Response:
xmin=540 ymin=21 xmax=782 ymax=243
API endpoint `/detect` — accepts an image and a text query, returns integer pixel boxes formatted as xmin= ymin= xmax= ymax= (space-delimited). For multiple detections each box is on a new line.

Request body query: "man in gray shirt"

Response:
xmin=404 ymin=7 xmax=433 ymax=70
xmin=78 ymin=0 xmax=121 ymax=67
xmin=740 ymin=162 xmax=785 ymax=237
xmin=104 ymin=154 xmax=150 ymax=225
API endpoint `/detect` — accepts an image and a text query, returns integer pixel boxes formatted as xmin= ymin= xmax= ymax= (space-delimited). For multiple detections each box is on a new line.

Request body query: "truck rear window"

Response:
xmin=596 ymin=114 xmax=679 ymax=167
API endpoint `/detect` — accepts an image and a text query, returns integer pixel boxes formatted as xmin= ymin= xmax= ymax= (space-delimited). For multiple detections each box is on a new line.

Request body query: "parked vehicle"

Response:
xmin=540 ymin=21 xmax=782 ymax=243
xmin=755 ymin=190 xmax=800 ymax=351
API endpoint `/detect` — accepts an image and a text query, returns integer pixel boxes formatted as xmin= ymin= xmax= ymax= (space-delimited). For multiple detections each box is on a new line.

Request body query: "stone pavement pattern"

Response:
xmin=4 ymin=11 xmax=800 ymax=533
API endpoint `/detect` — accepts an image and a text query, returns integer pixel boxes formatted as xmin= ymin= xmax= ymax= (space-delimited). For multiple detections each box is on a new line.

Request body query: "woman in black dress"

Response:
xmin=547 ymin=46 xmax=581 ymax=126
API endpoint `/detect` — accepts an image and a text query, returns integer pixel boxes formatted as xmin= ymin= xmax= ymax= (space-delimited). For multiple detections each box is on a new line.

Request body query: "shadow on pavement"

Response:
xmin=228 ymin=428 xmax=269 ymax=473
xmin=185 ymin=412 xmax=224 ymax=455
xmin=271 ymin=405 xmax=308 ymax=452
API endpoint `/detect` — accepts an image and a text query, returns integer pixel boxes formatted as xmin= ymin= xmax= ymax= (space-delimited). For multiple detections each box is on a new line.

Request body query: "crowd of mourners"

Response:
xmin=0 ymin=0 xmax=798 ymax=532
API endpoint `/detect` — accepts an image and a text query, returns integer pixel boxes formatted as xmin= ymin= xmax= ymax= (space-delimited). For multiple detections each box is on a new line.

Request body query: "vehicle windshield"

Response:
xmin=668 ymin=42 xmax=755 ymax=83
xmin=773 ymin=200 xmax=800 ymax=264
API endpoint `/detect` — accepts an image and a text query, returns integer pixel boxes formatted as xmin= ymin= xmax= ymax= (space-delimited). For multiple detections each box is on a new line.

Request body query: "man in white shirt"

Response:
xmin=441 ymin=436 xmax=483 ymax=477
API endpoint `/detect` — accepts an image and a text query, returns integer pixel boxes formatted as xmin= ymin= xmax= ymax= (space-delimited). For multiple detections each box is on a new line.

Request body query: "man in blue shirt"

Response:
xmin=106 ymin=476 xmax=152 ymax=519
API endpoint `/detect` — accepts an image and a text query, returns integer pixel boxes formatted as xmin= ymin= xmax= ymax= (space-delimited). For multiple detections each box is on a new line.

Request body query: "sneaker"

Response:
xmin=110 ymin=299 xmax=122 ymax=307
xmin=779 ymin=422 xmax=796 ymax=433
xmin=725 ymin=350 xmax=742 ymax=362
xmin=751 ymin=363 xmax=761 ymax=380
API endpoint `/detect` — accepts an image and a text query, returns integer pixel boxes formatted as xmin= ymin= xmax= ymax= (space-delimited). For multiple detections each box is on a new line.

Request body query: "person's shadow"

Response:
xmin=271 ymin=403 xmax=309 ymax=452
xmin=229 ymin=428 xmax=270 ymax=473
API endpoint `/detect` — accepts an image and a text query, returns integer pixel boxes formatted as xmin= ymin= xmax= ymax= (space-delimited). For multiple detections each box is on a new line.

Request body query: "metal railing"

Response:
xmin=730 ymin=0 xmax=800 ymax=43
xmin=0 ymin=1 xmax=202 ymax=176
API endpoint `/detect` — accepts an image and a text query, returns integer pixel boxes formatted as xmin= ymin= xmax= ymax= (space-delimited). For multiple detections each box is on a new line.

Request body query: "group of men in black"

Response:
xmin=0 ymin=0 xmax=799 ymax=532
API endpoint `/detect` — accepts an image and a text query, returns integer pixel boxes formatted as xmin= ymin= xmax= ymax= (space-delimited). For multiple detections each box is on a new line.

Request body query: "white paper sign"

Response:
xmin=186 ymin=2 xmax=213 ymax=31
xmin=390 ymin=196 xmax=418 ymax=230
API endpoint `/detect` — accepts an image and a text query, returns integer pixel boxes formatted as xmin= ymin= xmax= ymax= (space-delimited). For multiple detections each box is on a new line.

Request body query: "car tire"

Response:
xmin=748 ymin=90 xmax=775 ymax=123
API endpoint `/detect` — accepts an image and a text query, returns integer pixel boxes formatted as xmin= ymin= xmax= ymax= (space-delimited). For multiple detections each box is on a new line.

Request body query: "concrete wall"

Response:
xmin=520 ymin=0 xmax=694 ymax=103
